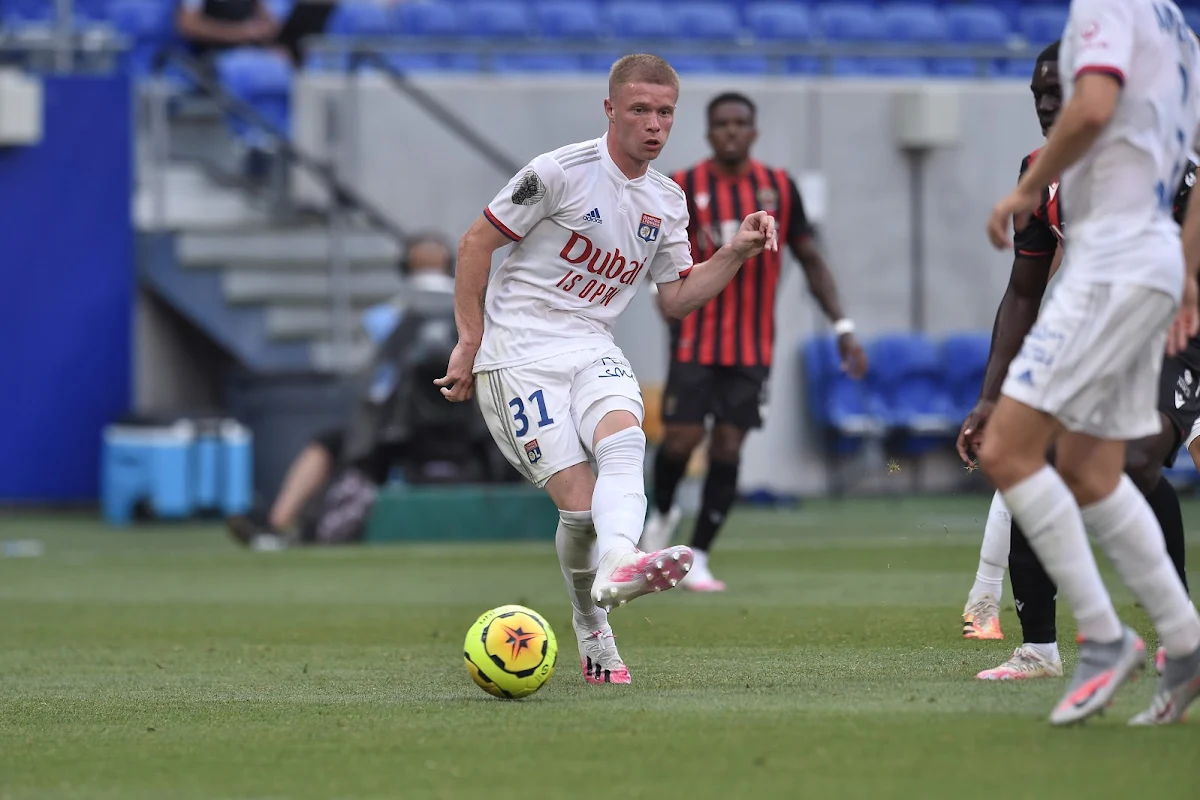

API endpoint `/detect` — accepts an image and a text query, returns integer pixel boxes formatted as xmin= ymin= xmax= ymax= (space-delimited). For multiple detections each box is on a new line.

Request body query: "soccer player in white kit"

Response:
xmin=980 ymin=0 xmax=1200 ymax=725
xmin=435 ymin=55 xmax=777 ymax=685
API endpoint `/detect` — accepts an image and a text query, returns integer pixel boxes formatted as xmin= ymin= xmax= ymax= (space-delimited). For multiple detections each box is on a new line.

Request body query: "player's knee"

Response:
xmin=591 ymin=410 xmax=641 ymax=448
xmin=594 ymin=427 xmax=647 ymax=477
xmin=709 ymin=426 xmax=747 ymax=462
xmin=558 ymin=509 xmax=593 ymax=533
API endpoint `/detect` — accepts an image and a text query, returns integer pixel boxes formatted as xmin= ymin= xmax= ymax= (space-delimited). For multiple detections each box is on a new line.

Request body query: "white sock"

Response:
xmin=1025 ymin=641 xmax=1060 ymax=663
xmin=1082 ymin=475 xmax=1200 ymax=657
xmin=969 ymin=490 xmax=1010 ymax=605
xmin=692 ymin=549 xmax=709 ymax=572
xmin=556 ymin=510 xmax=605 ymax=628
xmin=1002 ymin=465 xmax=1123 ymax=644
xmin=591 ymin=427 xmax=648 ymax=563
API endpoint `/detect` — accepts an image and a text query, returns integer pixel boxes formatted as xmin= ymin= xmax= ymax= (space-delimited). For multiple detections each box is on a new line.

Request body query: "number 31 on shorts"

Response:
xmin=509 ymin=389 xmax=554 ymax=437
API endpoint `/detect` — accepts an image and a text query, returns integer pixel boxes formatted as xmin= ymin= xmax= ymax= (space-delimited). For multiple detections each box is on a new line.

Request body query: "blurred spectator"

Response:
xmin=175 ymin=0 xmax=280 ymax=60
xmin=176 ymin=0 xmax=337 ymax=65
xmin=226 ymin=231 xmax=500 ymax=550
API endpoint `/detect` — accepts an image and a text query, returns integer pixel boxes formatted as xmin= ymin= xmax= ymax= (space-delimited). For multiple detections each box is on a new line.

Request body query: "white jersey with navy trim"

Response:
xmin=1058 ymin=0 xmax=1200 ymax=298
xmin=475 ymin=133 xmax=692 ymax=372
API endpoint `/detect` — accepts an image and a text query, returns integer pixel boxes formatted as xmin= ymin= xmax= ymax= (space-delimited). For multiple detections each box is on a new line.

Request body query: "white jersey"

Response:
xmin=474 ymin=133 xmax=693 ymax=371
xmin=1058 ymin=0 xmax=1200 ymax=297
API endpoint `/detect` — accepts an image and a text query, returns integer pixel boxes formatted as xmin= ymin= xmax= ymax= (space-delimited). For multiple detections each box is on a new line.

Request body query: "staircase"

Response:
xmin=135 ymin=93 xmax=404 ymax=375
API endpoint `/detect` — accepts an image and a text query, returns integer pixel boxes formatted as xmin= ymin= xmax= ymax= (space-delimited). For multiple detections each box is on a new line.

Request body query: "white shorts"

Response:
xmin=475 ymin=346 xmax=644 ymax=488
xmin=1001 ymin=279 xmax=1176 ymax=440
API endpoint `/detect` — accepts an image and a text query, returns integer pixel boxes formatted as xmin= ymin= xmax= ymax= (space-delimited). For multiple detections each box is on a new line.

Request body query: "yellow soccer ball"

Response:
xmin=463 ymin=604 xmax=557 ymax=699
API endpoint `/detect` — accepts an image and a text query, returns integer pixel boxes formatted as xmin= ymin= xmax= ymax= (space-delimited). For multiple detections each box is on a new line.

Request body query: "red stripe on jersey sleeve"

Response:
xmin=483 ymin=207 xmax=521 ymax=242
xmin=1074 ymin=65 xmax=1125 ymax=85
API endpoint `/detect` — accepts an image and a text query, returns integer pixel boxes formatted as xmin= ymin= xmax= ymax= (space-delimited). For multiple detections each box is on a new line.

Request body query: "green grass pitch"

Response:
xmin=1 ymin=495 xmax=1197 ymax=799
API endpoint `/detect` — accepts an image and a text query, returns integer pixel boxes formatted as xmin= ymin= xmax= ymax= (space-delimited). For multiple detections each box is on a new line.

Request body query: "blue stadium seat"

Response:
xmin=879 ymin=3 xmax=947 ymax=43
xmin=803 ymin=335 xmax=886 ymax=455
xmin=215 ymin=48 xmax=293 ymax=147
xmin=582 ymin=52 xmax=624 ymax=72
xmin=459 ymin=1 xmax=532 ymax=37
xmin=721 ymin=55 xmax=771 ymax=75
xmin=606 ymin=1 xmax=674 ymax=38
xmin=940 ymin=332 xmax=991 ymax=422
xmin=492 ymin=53 xmax=583 ymax=72
xmin=867 ymin=334 xmax=956 ymax=439
xmin=943 ymin=6 xmax=1010 ymax=44
xmin=833 ymin=57 xmax=928 ymax=77
xmin=1186 ymin=9 xmax=1200 ymax=33
xmin=669 ymin=54 xmax=720 ymax=73
xmin=815 ymin=4 xmax=884 ymax=42
xmin=393 ymin=2 xmax=458 ymax=36
xmin=786 ymin=56 xmax=822 ymax=75
xmin=928 ymin=58 xmax=995 ymax=78
xmin=1019 ymin=7 xmax=1068 ymax=46
xmin=1001 ymin=58 xmax=1038 ymax=80
xmin=107 ymin=0 xmax=176 ymax=77
xmin=327 ymin=0 xmax=393 ymax=35
xmin=533 ymin=0 xmax=603 ymax=39
xmin=263 ymin=0 xmax=295 ymax=20
xmin=443 ymin=53 xmax=482 ymax=71
xmin=674 ymin=2 xmax=742 ymax=41
xmin=745 ymin=2 xmax=812 ymax=41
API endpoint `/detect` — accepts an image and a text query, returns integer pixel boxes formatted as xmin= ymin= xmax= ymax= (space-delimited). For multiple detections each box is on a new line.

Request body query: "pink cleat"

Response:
xmin=574 ymin=619 xmax=631 ymax=685
xmin=1155 ymin=646 xmax=1166 ymax=676
xmin=591 ymin=546 xmax=693 ymax=611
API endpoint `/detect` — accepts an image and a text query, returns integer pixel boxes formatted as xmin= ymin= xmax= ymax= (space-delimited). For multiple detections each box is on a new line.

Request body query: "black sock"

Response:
xmin=1009 ymin=520 xmax=1058 ymax=645
xmin=690 ymin=459 xmax=740 ymax=553
xmin=1145 ymin=476 xmax=1189 ymax=595
xmin=652 ymin=447 xmax=689 ymax=515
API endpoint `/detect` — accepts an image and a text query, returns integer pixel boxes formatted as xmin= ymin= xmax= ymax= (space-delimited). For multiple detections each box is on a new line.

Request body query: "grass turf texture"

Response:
xmin=1 ymin=496 xmax=1197 ymax=799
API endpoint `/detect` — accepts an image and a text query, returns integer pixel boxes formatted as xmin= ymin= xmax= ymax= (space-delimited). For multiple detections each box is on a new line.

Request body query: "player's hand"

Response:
xmin=986 ymin=186 xmax=1042 ymax=250
xmin=434 ymin=342 xmax=478 ymax=402
xmin=730 ymin=211 xmax=779 ymax=259
xmin=956 ymin=399 xmax=995 ymax=466
xmin=837 ymin=333 xmax=868 ymax=380
xmin=1168 ymin=278 xmax=1200 ymax=357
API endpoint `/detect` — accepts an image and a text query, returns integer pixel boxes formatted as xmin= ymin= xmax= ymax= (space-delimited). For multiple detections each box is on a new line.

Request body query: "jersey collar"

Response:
xmin=599 ymin=132 xmax=648 ymax=186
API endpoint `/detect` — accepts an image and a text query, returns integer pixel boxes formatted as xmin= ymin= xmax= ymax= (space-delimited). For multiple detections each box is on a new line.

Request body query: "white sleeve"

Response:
xmin=1066 ymin=0 xmax=1134 ymax=85
xmin=483 ymin=153 xmax=567 ymax=243
xmin=648 ymin=192 xmax=693 ymax=283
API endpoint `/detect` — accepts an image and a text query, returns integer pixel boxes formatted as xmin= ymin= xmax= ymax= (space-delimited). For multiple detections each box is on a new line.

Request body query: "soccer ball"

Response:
xmin=463 ymin=604 xmax=557 ymax=699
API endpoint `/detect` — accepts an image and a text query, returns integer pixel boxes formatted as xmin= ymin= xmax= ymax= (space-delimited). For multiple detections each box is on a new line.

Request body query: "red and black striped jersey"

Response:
xmin=1013 ymin=148 xmax=1063 ymax=258
xmin=669 ymin=160 xmax=812 ymax=368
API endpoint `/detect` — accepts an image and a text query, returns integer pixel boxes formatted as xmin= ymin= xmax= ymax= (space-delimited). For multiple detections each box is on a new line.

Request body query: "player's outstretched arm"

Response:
xmin=657 ymin=211 xmax=777 ymax=319
xmin=434 ymin=216 xmax=511 ymax=402
xmin=956 ymin=251 xmax=1053 ymax=463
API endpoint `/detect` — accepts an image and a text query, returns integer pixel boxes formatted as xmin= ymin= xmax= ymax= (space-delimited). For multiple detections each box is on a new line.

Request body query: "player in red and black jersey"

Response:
xmin=639 ymin=91 xmax=868 ymax=590
xmin=956 ymin=40 xmax=1197 ymax=680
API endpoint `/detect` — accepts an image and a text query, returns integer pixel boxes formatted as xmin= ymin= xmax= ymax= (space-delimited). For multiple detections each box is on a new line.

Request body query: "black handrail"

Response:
xmin=345 ymin=47 xmax=523 ymax=177
xmin=156 ymin=48 xmax=411 ymax=247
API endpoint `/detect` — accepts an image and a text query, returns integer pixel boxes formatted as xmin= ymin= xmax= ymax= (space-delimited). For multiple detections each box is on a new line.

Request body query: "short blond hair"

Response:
xmin=608 ymin=54 xmax=680 ymax=99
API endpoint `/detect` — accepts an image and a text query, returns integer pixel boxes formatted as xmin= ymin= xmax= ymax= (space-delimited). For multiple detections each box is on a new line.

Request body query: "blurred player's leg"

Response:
xmin=977 ymin=520 xmax=1062 ymax=679
xmin=642 ymin=424 xmax=702 ymax=552
xmin=685 ymin=423 xmax=747 ymax=592
xmin=642 ymin=362 xmax=714 ymax=554
xmin=555 ymin=509 xmax=630 ymax=684
xmin=962 ymin=490 xmax=1010 ymax=640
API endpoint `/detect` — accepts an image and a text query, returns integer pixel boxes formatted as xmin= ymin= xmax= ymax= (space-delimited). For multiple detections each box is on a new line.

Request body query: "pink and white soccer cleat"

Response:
xmin=573 ymin=617 xmax=631 ymax=685
xmin=683 ymin=555 xmax=726 ymax=592
xmin=591 ymin=546 xmax=694 ymax=611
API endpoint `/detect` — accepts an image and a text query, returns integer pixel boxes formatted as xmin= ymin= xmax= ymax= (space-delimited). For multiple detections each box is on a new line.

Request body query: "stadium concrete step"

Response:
xmin=309 ymin=338 xmax=376 ymax=374
xmin=264 ymin=304 xmax=386 ymax=340
xmin=178 ymin=227 xmax=401 ymax=271
xmin=134 ymin=164 xmax=272 ymax=231
xmin=221 ymin=269 xmax=402 ymax=305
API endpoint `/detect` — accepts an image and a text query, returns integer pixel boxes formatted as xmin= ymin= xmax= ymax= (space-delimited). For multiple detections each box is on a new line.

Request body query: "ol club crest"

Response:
xmin=637 ymin=213 xmax=661 ymax=243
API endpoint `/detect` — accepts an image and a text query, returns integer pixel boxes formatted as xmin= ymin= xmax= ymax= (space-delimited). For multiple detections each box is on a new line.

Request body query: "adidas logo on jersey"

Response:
xmin=583 ymin=207 xmax=603 ymax=224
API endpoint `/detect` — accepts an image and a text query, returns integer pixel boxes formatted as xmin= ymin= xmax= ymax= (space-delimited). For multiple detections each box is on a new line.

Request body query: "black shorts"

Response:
xmin=661 ymin=361 xmax=769 ymax=430
xmin=1157 ymin=339 xmax=1200 ymax=467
